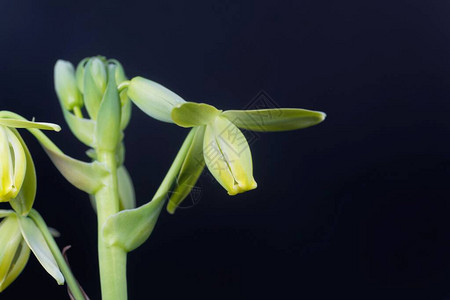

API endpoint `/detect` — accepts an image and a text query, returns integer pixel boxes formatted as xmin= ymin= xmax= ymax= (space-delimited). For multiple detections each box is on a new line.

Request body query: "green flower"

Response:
xmin=0 ymin=117 xmax=60 ymax=215
xmin=126 ymin=75 xmax=325 ymax=212
xmin=165 ymin=101 xmax=326 ymax=212
xmin=0 ymin=210 xmax=64 ymax=292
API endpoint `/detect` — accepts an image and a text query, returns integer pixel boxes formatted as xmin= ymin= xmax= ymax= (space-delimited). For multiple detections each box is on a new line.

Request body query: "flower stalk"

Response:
xmin=95 ymin=150 xmax=127 ymax=300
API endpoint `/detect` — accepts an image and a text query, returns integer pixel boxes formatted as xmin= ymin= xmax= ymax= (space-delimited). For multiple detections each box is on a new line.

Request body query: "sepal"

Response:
xmin=18 ymin=217 xmax=64 ymax=285
xmin=222 ymin=108 xmax=326 ymax=132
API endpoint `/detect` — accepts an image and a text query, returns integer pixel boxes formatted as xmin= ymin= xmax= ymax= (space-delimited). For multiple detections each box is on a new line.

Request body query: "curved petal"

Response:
xmin=0 ymin=210 xmax=14 ymax=218
xmin=0 ymin=216 xmax=22 ymax=286
xmin=222 ymin=108 xmax=326 ymax=132
xmin=75 ymin=57 xmax=89 ymax=93
xmin=167 ymin=126 xmax=206 ymax=214
xmin=203 ymin=116 xmax=257 ymax=195
xmin=6 ymin=128 xmax=26 ymax=200
xmin=83 ymin=58 xmax=106 ymax=120
xmin=120 ymin=90 xmax=132 ymax=130
xmin=0 ymin=239 xmax=30 ymax=292
xmin=8 ymin=128 xmax=36 ymax=216
xmin=18 ymin=217 xmax=64 ymax=285
xmin=171 ymin=102 xmax=220 ymax=127
xmin=0 ymin=118 xmax=60 ymax=131
xmin=0 ymin=126 xmax=14 ymax=202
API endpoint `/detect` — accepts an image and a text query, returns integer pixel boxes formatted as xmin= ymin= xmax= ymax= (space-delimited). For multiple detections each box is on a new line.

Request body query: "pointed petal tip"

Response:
xmin=318 ymin=111 xmax=327 ymax=121
xmin=166 ymin=203 xmax=176 ymax=214
xmin=226 ymin=180 xmax=258 ymax=196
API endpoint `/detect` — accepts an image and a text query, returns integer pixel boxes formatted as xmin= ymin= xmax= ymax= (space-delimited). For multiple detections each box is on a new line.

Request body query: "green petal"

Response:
xmin=8 ymin=128 xmax=36 ymax=216
xmin=108 ymin=59 xmax=128 ymax=85
xmin=127 ymin=76 xmax=186 ymax=123
xmin=0 ymin=239 xmax=30 ymax=292
xmin=0 ymin=118 xmax=60 ymax=131
xmin=0 ymin=210 xmax=14 ymax=218
xmin=18 ymin=217 xmax=64 ymax=285
xmin=221 ymin=108 xmax=326 ymax=132
xmin=171 ymin=102 xmax=220 ymax=127
xmin=203 ymin=116 xmax=257 ymax=195
xmin=54 ymin=60 xmax=83 ymax=111
xmin=0 ymin=216 xmax=22 ymax=286
xmin=96 ymin=64 xmax=121 ymax=152
xmin=5 ymin=129 xmax=26 ymax=200
xmin=117 ymin=166 xmax=136 ymax=210
xmin=167 ymin=126 xmax=206 ymax=214
xmin=120 ymin=90 xmax=132 ymax=130
xmin=75 ymin=57 xmax=89 ymax=93
xmin=83 ymin=58 xmax=106 ymax=120
xmin=0 ymin=126 xmax=14 ymax=202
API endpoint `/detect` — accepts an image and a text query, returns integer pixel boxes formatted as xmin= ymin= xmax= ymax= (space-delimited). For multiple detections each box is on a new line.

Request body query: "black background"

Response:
xmin=1 ymin=0 xmax=450 ymax=299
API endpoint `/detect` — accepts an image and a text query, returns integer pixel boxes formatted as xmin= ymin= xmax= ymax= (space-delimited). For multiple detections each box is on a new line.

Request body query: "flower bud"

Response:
xmin=54 ymin=60 xmax=83 ymax=111
xmin=127 ymin=77 xmax=186 ymax=123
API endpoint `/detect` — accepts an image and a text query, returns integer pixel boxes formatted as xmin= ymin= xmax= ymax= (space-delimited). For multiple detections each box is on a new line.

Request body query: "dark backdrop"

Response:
xmin=1 ymin=0 xmax=450 ymax=299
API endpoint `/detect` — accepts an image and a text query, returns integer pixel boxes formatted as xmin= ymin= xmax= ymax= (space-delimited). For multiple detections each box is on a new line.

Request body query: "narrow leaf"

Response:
xmin=222 ymin=108 xmax=326 ymax=132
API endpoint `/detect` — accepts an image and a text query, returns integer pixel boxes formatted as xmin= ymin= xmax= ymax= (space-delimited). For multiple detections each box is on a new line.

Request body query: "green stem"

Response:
xmin=28 ymin=209 xmax=86 ymax=300
xmin=73 ymin=106 xmax=83 ymax=119
xmin=95 ymin=150 xmax=127 ymax=300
